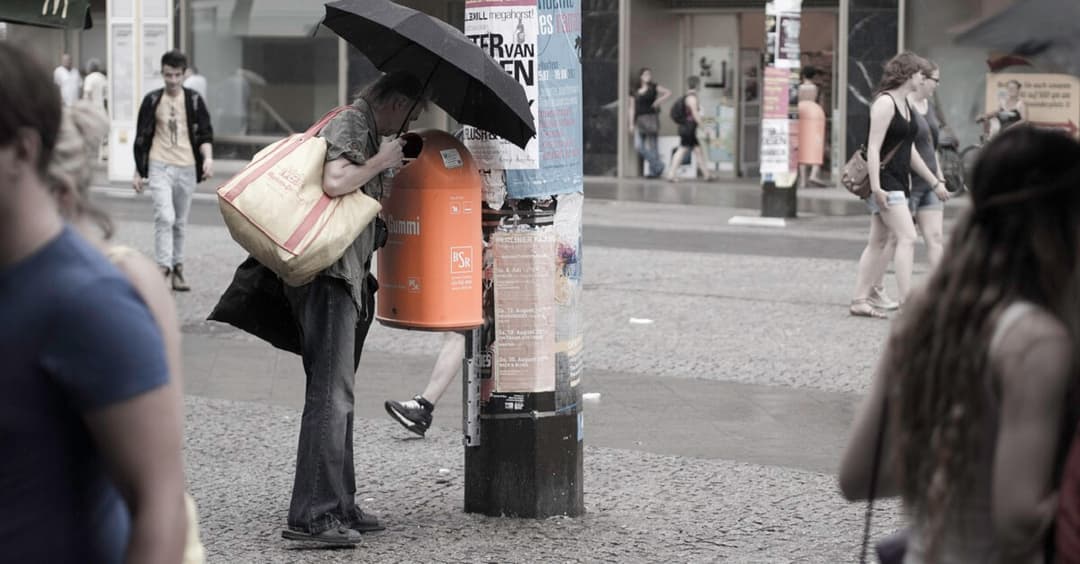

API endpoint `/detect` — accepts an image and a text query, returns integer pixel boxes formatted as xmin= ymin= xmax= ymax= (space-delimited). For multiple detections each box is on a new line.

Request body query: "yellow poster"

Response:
xmin=985 ymin=73 xmax=1080 ymax=138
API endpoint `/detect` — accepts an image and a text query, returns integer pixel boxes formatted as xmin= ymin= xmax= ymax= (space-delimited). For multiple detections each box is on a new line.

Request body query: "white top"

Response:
xmin=83 ymin=71 xmax=108 ymax=110
xmin=53 ymin=65 xmax=82 ymax=107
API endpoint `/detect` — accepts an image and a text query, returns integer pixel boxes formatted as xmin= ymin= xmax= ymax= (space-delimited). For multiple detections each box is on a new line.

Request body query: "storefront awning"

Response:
xmin=0 ymin=0 xmax=92 ymax=29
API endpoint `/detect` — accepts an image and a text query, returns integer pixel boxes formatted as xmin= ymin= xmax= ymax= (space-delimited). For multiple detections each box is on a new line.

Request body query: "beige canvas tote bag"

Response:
xmin=217 ymin=106 xmax=381 ymax=286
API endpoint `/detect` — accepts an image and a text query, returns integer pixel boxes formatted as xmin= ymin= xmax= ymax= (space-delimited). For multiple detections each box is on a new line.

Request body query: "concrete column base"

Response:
xmin=762 ymin=182 xmax=798 ymax=218
xmin=464 ymin=412 xmax=584 ymax=518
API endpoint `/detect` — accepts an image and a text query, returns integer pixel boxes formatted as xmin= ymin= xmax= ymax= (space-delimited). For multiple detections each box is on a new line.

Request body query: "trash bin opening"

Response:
xmin=402 ymin=132 xmax=424 ymax=161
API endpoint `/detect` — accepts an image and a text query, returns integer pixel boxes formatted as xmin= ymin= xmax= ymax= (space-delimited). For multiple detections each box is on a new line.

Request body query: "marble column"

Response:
xmin=845 ymin=0 xmax=898 ymax=156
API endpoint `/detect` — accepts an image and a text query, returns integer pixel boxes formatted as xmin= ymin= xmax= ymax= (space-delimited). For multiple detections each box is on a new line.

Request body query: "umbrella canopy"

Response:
xmin=0 ymin=0 xmax=92 ymax=29
xmin=322 ymin=0 xmax=535 ymax=149
xmin=954 ymin=0 xmax=1080 ymax=75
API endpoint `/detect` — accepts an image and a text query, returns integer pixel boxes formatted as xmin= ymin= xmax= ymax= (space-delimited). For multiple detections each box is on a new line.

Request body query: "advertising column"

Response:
xmin=463 ymin=0 xmax=585 ymax=519
xmin=107 ymin=0 xmax=172 ymax=182
xmin=760 ymin=0 xmax=801 ymax=218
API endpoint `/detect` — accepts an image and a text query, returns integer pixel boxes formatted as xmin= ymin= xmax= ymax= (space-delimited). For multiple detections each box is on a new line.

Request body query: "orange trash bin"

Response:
xmin=376 ymin=129 xmax=483 ymax=330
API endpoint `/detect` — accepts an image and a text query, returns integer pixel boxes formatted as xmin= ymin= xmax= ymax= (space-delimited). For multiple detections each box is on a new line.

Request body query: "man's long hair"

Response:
xmin=886 ymin=126 xmax=1080 ymax=557
xmin=359 ymin=72 xmax=426 ymax=106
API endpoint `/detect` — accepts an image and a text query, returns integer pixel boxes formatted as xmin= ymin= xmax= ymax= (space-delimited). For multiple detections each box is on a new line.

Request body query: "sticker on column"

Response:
xmin=440 ymin=149 xmax=463 ymax=169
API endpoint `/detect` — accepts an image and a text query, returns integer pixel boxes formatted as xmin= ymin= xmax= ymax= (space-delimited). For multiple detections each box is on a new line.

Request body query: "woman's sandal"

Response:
xmin=850 ymin=299 xmax=888 ymax=319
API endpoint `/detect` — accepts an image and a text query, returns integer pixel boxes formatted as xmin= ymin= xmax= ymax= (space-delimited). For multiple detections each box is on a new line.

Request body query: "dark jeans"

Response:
xmin=635 ymin=129 xmax=665 ymax=177
xmin=283 ymin=275 xmax=374 ymax=533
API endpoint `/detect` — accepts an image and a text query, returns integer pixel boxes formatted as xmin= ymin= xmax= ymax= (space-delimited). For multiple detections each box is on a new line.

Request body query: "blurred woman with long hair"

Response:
xmin=849 ymin=52 xmax=945 ymax=318
xmin=840 ymin=126 xmax=1080 ymax=562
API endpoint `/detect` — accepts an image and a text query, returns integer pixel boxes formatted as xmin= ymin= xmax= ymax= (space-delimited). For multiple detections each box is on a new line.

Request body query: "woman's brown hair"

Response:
xmin=876 ymin=51 xmax=930 ymax=94
xmin=886 ymin=126 xmax=1080 ymax=558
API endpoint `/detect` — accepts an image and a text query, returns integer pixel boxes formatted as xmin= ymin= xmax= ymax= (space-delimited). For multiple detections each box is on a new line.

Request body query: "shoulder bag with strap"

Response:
xmin=217 ymin=106 xmax=382 ymax=287
xmin=841 ymin=140 xmax=904 ymax=200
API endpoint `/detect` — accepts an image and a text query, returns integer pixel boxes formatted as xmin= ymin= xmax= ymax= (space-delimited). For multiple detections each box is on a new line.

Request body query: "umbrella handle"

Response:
xmin=398 ymin=60 xmax=441 ymax=137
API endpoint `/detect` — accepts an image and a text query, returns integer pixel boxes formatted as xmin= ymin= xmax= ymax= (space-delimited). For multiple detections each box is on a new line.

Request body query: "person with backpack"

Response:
xmin=665 ymin=76 xmax=715 ymax=182
xmin=839 ymin=126 xmax=1080 ymax=563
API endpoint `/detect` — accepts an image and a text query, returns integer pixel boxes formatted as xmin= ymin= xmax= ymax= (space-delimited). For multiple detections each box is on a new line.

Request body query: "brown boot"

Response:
xmin=171 ymin=263 xmax=191 ymax=292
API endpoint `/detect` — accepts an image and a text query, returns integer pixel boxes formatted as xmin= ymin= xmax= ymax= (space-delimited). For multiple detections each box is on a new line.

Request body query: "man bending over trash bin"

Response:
xmin=281 ymin=72 xmax=425 ymax=547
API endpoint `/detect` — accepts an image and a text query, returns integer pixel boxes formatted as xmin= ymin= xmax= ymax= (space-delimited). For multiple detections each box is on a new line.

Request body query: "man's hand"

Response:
xmin=375 ymin=138 xmax=405 ymax=171
xmin=202 ymin=157 xmax=214 ymax=180
xmin=133 ymin=175 xmax=145 ymax=194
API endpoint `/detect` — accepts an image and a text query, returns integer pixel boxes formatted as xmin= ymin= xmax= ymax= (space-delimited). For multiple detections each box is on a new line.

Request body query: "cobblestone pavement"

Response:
xmin=186 ymin=396 xmax=901 ymax=563
xmin=96 ymin=196 xmax=918 ymax=561
xmin=110 ymin=212 xmax=920 ymax=394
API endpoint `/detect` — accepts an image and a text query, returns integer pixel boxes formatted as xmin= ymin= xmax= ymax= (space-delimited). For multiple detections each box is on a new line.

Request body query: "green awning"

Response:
xmin=0 ymin=0 xmax=93 ymax=30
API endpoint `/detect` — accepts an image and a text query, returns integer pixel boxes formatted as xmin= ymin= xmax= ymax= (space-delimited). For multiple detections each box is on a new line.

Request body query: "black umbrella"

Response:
xmin=321 ymin=0 xmax=535 ymax=149
xmin=954 ymin=0 xmax=1080 ymax=75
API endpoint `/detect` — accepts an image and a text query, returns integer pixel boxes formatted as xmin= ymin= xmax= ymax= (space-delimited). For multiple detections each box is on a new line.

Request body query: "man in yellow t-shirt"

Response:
xmin=132 ymin=50 xmax=214 ymax=291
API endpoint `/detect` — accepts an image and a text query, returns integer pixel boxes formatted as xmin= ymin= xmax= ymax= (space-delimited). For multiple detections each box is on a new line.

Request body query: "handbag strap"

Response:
xmin=861 ymin=394 xmax=890 ymax=564
xmin=879 ymin=139 xmax=904 ymax=167
xmin=221 ymin=105 xmax=355 ymax=203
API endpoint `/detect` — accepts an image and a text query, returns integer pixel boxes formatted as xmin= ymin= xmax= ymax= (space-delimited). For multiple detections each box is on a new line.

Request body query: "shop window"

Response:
xmin=188 ymin=0 xmax=338 ymax=158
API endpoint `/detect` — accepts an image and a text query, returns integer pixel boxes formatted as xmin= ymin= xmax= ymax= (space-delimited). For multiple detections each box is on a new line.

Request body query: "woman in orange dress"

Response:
xmin=798 ymin=66 xmax=827 ymax=187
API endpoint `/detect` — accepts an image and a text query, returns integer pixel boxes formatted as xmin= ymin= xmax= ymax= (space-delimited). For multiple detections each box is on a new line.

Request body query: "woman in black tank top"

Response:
xmin=850 ymin=52 xmax=947 ymax=319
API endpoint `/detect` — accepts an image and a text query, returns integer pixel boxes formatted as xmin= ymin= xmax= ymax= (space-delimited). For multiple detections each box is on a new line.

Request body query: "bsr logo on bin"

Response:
xmin=450 ymin=246 xmax=474 ymax=274
xmin=386 ymin=215 xmax=421 ymax=237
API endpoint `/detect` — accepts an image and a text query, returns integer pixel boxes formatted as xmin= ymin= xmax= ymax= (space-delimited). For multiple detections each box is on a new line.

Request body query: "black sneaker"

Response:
xmin=348 ymin=509 xmax=385 ymax=533
xmin=384 ymin=395 xmax=433 ymax=437
xmin=281 ymin=525 xmax=361 ymax=546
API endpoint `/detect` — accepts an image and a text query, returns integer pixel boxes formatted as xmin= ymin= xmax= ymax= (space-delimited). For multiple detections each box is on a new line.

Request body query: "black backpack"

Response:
xmin=669 ymin=95 xmax=688 ymax=125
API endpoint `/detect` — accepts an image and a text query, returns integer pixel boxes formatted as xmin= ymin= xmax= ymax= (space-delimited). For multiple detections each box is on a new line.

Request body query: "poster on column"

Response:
xmin=505 ymin=0 xmax=584 ymax=198
xmin=760 ymin=118 xmax=790 ymax=174
xmin=553 ymin=192 xmax=583 ymax=408
xmin=774 ymin=13 xmax=801 ymax=70
xmin=762 ymin=0 xmax=801 ymax=187
xmin=761 ymin=66 xmax=790 ymax=174
xmin=493 ymin=228 xmax=557 ymax=393
xmin=463 ymin=0 xmax=540 ymax=170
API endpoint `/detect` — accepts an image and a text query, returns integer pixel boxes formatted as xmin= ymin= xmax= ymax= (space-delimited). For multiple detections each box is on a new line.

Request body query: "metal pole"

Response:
xmin=462 ymin=328 xmax=481 ymax=447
